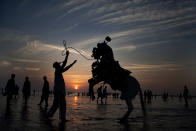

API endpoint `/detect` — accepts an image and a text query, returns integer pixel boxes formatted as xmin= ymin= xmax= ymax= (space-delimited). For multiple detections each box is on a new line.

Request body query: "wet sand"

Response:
xmin=0 ymin=95 xmax=196 ymax=131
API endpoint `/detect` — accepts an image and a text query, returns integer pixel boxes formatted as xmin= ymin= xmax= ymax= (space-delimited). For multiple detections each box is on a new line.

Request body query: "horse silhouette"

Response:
xmin=89 ymin=36 xmax=146 ymax=122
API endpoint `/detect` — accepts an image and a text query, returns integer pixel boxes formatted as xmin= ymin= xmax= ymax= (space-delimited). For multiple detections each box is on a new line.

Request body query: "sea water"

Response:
xmin=0 ymin=95 xmax=195 ymax=131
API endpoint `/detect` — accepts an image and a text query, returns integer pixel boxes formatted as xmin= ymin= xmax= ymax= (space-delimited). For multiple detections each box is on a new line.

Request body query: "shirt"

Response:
xmin=53 ymin=69 xmax=66 ymax=96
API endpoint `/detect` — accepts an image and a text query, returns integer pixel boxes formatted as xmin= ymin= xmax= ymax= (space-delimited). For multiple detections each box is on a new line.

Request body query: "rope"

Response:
xmin=62 ymin=40 xmax=93 ymax=60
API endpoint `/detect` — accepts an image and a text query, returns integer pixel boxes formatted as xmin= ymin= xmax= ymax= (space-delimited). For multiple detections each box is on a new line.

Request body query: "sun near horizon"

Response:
xmin=74 ymin=85 xmax=79 ymax=90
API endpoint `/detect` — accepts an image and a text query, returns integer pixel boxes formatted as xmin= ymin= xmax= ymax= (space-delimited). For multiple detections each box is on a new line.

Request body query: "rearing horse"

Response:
xmin=89 ymin=36 xmax=146 ymax=122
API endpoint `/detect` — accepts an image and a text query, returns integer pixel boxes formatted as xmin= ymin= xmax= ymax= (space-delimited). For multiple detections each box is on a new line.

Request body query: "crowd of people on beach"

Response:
xmin=144 ymin=89 xmax=153 ymax=103
xmin=2 ymin=73 xmax=192 ymax=107
xmin=96 ymin=85 xmax=108 ymax=103
xmin=1 ymin=64 xmax=192 ymax=123
xmin=2 ymin=74 xmax=50 ymax=107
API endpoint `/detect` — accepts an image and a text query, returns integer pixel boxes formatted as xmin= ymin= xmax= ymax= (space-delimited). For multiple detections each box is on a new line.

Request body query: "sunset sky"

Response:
xmin=0 ymin=0 xmax=196 ymax=94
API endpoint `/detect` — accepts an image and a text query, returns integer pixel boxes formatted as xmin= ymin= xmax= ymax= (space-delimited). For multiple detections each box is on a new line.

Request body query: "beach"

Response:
xmin=0 ymin=94 xmax=196 ymax=131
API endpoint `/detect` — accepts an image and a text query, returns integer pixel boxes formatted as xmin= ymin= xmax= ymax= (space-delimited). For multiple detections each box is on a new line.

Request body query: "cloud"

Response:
xmin=62 ymin=0 xmax=85 ymax=8
xmin=13 ymin=66 xmax=22 ymax=70
xmin=110 ymin=28 xmax=149 ymax=38
xmin=73 ymin=37 xmax=103 ymax=47
xmin=67 ymin=2 xmax=90 ymax=14
xmin=86 ymin=1 xmax=132 ymax=17
xmin=17 ymin=40 xmax=63 ymax=55
xmin=17 ymin=40 xmax=93 ymax=60
xmin=72 ymin=27 xmax=149 ymax=48
xmin=70 ymin=26 xmax=165 ymax=51
xmin=137 ymin=39 xmax=179 ymax=48
xmin=63 ymin=23 xmax=78 ymax=32
xmin=0 ymin=29 xmax=30 ymax=43
xmin=94 ymin=2 xmax=196 ymax=25
xmin=124 ymin=63 xmax=181 ymax=72
xmin=69 ymin=28 xmax=161 ymax=52
xmin=66 ymin=20 xmax=193 ymax=53
xmin=12 ymin=58 xmax=42 ymax=63
xmin=1 ymin=60 xmax=11 ymax=66
xmin=90 ymin=10 xmax=123 ymax=23
xmin=58 ymin=0 xmax=100 ymax=19
xmin=114 ymin=45 xmax=136 ymax=51
xmin=24 ymin=67 xmax=40 ymax=71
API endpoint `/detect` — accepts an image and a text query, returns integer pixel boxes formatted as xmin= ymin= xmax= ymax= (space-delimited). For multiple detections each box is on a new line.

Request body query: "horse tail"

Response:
xmin=139 ymin=87 xmax=146 ymax=117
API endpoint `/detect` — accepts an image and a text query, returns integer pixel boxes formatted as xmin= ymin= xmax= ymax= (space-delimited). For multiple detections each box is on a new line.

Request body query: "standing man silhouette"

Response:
xmin=183 ymin=85 xmax=189 ymax=107
xmin=97 ymin=86 xmax=103 ymax=103
xmin=22 ymin=77 xmax=31 ymax=105
xmin=48 ymin=50 xmax=77 ymax=122
xmin=38 ymin=76 xmax=50 ymax=106
xmin=103 ymin=85 xmax=107 ymax=104
xmin=5 ymin=74 xmax=15 ymax=104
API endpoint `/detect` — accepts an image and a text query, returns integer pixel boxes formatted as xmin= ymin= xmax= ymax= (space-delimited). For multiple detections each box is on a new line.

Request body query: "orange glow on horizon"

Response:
xmin=63 ymin=74 xmax=91 ymax=90
xmin=74 ymin=85 xmax=79 ymax=90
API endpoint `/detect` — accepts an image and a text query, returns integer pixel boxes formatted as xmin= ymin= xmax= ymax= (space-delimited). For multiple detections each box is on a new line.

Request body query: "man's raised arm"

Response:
xmin=62 ymin=60 xmax=77 ymax=72
xmin=61 ymin=51 xmax=69 ymax=69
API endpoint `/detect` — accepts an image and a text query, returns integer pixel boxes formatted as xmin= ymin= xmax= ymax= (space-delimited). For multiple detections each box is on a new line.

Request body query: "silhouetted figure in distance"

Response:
xmin=179 ymin=93 xmax=182 ymax=101
xmin=5 ymin=74 xmax=15 ymax=104
xmin=144 ymin=90 xmax=147 ymax=103
xmin=103 ymin=85 xmax=107 ymax=103
xmin=14 ymin=85 xmax=19 ymax=98
xmin=183 ymin=85 xmax=189 ymax=107
xmin=162 ymin=92 xmax=168 ymax=102
xmin=47 ymin=50 xmax=77 ymax=122
xmin=88 ymin=78 xmax=95 ymax=100
xmin=22 ymin=77 xmax=31 ymax=105
xmin=97 ymin=86 xmax=103 ymax=103
xmin=38 ymin=76 xmax=50 ymax=106
xmin=147 ymin=89 xmax=152 ymax=104
xmin=33 ymin=89 xmax=36 ymax=96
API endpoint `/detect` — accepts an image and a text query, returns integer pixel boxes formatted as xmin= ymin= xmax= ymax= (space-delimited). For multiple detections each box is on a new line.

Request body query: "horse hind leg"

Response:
xmin=120 ymin=98 xmax=133 ymax=122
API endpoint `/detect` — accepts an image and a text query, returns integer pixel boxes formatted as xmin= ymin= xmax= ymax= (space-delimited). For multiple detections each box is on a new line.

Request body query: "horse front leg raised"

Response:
xmin=120 ymin=97 xmax=133 ymax=122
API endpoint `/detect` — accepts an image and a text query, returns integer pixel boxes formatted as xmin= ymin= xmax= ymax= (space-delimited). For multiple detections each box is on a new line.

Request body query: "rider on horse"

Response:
xmin=90 ymin=36 xmax=131 ymax=97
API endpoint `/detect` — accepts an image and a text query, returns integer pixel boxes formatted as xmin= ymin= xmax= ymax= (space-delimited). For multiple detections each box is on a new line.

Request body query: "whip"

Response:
xmin=62 ymin=40 xmax=93 ymax=60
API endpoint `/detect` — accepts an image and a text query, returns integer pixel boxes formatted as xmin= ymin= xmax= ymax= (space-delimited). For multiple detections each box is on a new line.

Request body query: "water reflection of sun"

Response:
xmin=74 ymin=96 xmax=78 ymax=103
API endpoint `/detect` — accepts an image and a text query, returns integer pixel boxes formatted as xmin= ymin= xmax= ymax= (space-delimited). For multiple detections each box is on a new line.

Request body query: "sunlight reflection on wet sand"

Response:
xmin=0 ymin=95 xmax=196 ymax=131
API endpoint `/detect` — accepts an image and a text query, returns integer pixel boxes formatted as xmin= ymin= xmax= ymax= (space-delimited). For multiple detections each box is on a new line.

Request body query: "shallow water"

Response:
xmin=0 ymin=95 xmax=195 ymax=131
